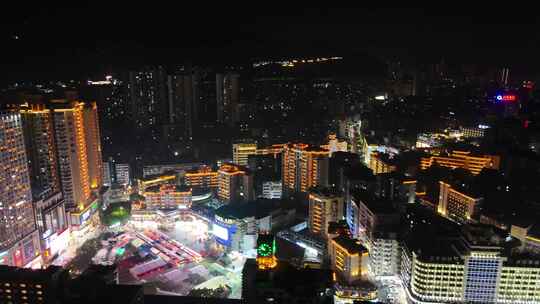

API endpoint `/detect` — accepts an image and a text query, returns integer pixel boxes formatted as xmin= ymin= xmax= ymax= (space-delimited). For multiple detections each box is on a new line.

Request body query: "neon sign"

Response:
xmin=496 ymin=95 xmax=516 ymax=102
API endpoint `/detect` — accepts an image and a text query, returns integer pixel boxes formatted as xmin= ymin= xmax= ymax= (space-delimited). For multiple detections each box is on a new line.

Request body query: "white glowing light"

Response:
xmin=212 ymin=224 xmax=229 ymax=241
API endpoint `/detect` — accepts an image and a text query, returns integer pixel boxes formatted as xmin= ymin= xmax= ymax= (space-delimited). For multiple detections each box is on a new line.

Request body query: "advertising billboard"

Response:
xmin=212 ymin=223 xmax=229 ymax=241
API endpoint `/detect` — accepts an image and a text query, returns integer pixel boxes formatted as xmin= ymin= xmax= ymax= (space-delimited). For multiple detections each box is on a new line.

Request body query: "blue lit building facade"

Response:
xmin=346 ymin=196 xmax=360 ymax=239
xmin=463 ymin=254 xmax=503 ymax=303
xmin=212 ymin=214 xmax=238 ymax=249
xmin=401 ymin=225 xmax=540 ymax=304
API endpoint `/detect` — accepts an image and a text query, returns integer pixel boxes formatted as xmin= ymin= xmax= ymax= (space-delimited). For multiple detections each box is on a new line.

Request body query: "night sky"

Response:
xmin=1 ymin=5 xmax=540 ymax=83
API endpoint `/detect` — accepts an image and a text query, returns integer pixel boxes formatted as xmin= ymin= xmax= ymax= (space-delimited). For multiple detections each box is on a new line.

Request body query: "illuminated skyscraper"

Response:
xmin=83 ymin=102 xmax=103 ymax=189
xmin=0 ymin=111 xmax=41 ymax=267
xmin=128 ymin=66 xmax=167 ymax=130
xmin=328 ymin=235 xmax=369 ymax=284
xmin=19 ymin=104 xmax=60 ymax=197
xmin=232 ymin=142 xmax=257 ymax=166
xmin=217 ymin=163 xmax=254 ymax=203
xmin=308 ymin=188 xmax=344 ymax=239
xmin=51 ymin=101 xmax=92 ymax=210
xmin=18 ymin=104 xmax=68 ymax=265
xmin=282 ymin=143 xmax=329 ymax=194
xmin=166 ymin=66 xmax=201 ymax=141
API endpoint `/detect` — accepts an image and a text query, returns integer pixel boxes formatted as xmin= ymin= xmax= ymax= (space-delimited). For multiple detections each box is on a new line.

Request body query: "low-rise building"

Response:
xmin=137 ymin=173 xmax=177 ymax=194
xmin=184 ymin=166 xmax=218 ymax=190
xmin=213 ymin=199 xmax=295 ymax=253
xmin=460 ymin=125 xmax=489 ymax=138
xmin=143 ymin=184 xmax=192 ymax=210
xmin=420 ymin=150 xmax=500 ymax=175
xmin=369 ymin=152 xmax=397 ymax=175
xmin=438 ymin=181 xmax=483 ymax=224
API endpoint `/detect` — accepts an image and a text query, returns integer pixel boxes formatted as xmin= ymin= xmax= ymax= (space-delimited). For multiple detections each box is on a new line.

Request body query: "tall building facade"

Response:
xmin=51 ymin=101 xmax=92 ymax=210
xmin=217 ymin=72 xmax=239 ymax=126
xmin=0 ymin=111 xmax=41 ymax=267
xmin=128 ymin=66 xmax=168 ymax=130
xmin=351 ymin=191 xmax=401 ymax=277
xmin=33 ymin=192 xmax=68 ymax=264
xmin=308 ymin=188 xmax=344 ymax=239
xmin=233 ymin=142 xmax=257 ymax=166
xmin=83 ymin=102 xmax=103 ymax=189
xmin=115 ymin=163 xmax=131 ymax=186
xmin=328 ymin=235 xmax=369 ymax=284
xmin=282 ymin=143 xmax=329 ymax=194
xmin=401 ymin=224 xmax=540 ymax=304
xmin=166 ymin=66 xmax=201 ymax=141
xmin=217 ymin=164 xmax=254 ymax=203
xmin=19 ymin=104 xmax=60 ymax=197
xmin=103 ymin=159 xmax=130 ymax=187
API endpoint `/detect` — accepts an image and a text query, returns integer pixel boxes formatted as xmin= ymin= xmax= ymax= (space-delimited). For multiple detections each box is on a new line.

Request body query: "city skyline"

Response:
xmin=2 ymin=6 xmax=540 ymax=304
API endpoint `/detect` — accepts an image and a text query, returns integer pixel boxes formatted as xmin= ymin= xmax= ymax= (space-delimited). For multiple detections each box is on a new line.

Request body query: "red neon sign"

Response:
xmin=496 ymin=95 xmax=516 ymax=102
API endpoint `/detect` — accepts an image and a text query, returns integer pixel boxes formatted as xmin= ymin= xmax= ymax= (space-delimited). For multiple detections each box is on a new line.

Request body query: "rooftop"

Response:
xmin=332 ymin=235 xmax=368 ymax=255
xmin=275 ymin=236 xmax=305 ymax=262
xmin=461 ymin=224 xmax=510 ymax=247
xmin=0 ymin=265 xmax=64 ymax=282
xmin=218 ymin=163 xmax=246 ymax=174
xmin=527 ymin=223 xmax=540 ymax=240
xmin=309 ymin=187 xmax=342 ymax=199
xmin=254 ymin=259 xmax=333 ymax=294
xmin=304 ymin=146 xmax=329 ymax=153
xmin=372 ymin=152 xmax=399 ymax=165
xmin=344 ymin=163 xmax=375 ymax=181
xmin=215 ymin=199 xmax=292 ymax=220
xmin=144 ymin=184 xmax=191 ymax=193
xmin=351 ymin=190 xmax=397 ymax=214
xmin=413 ymin=239 xmax=463 ymax=263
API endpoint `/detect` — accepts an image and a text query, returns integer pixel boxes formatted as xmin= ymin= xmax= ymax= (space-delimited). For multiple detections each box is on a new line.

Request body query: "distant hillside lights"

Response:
xmin=252 ymin=57 xmax=343 ymax=68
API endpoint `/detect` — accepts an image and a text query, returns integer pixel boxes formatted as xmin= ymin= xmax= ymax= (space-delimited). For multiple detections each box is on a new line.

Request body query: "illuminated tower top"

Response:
xmin=256 ymin=233 xmax=277 ymax=270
